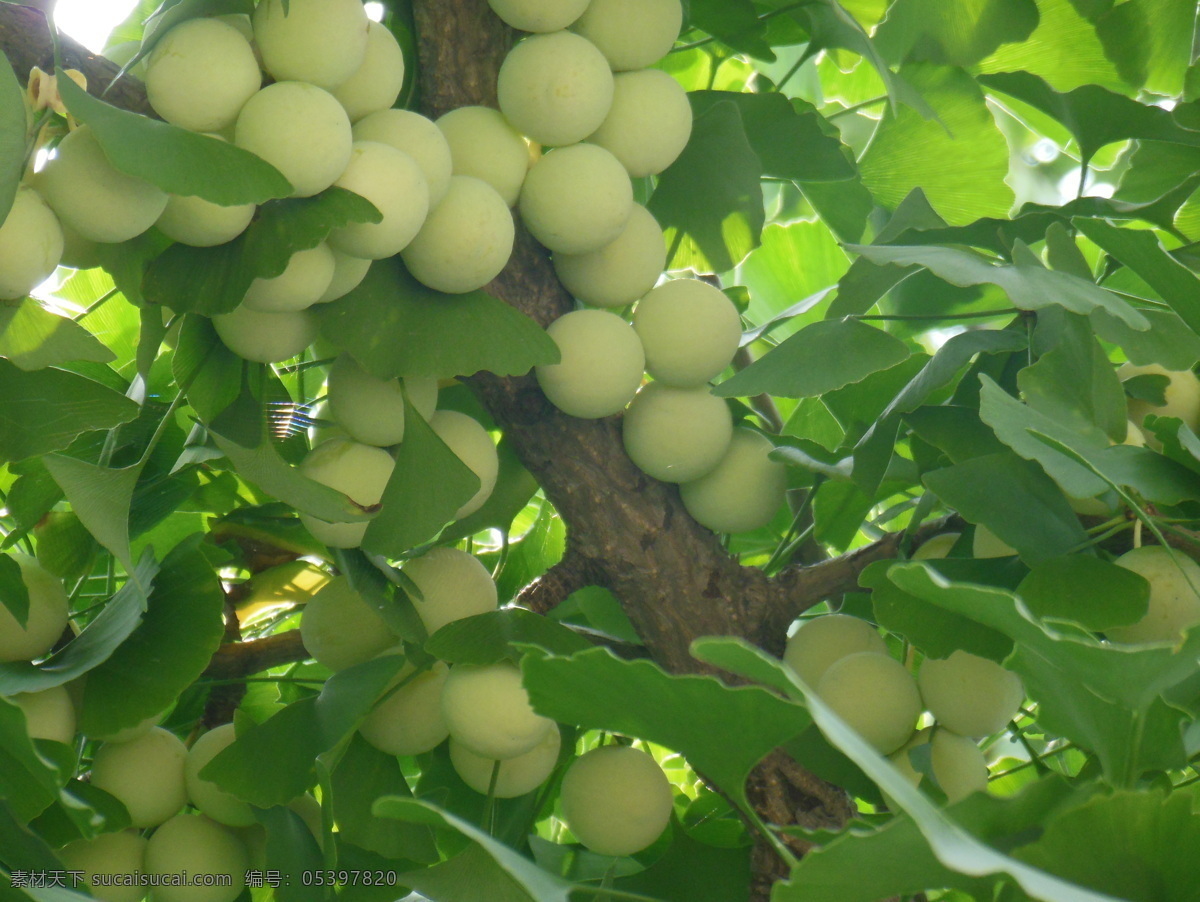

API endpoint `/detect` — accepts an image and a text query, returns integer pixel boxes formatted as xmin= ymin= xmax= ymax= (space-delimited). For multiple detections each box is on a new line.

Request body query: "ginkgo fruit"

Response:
xmin=571 ymin=0 xmax=683 ymax=71
xmin=0 ymin=553 xmax=69 ymax=662
xmin=436 ymin=106 xmax=530 ymax=206
xmin=450 ymin=724 xmax=561 ymax=797
xmin=0 ymin=186 xmax=63 ymax=299
xmin=972 ymin=524 xmax=1017 ymax=559
xmin=156 ymin=140 xmax=256 ymax=247
xmin=912 ymin=533 xmax=960 ymax=560
xmin=90 ymin=727 xmax=189 ymax=828
xmin=622 ymin=382 xmax=733 ymax=483
xmin=783 ymin=613 xmax=889 ymax=688
xmin=144 ymin=813 xmax=249 ymax=902
xmin=552 ymin=203 xmax=665 ymax=308
xmin=440 ymin=662 xmax=554 ymax=760
xmin=186 ymin=723 xmax=254 ymax=827
xmin=317 ymin=249 xmax=373 ymax=303
xmin=144 ymin=18 xmax=261 ymax=132
xmin=359 ymin=658 xmax=450 ymax=756
xmin=519 ymin=143 xmax=633 ymax=255
xmin=8 ymin=684 xmax=75 ymax=744
xmin=297 ymin=437 xmax=395 ymax=548
xmin=497 ymin=30 xmax=614 ymax=147
xmin=252 ymin=0 xmax=370 ymax=90
xmin=332 ymin=20 xmax=406 ymax=123
xmin=327 ymin=141 xmax=429 ymax=259
xmin=588 ymin=68 xmax=692 ymax=177
xmin=327 ymin=354 xmax=438 ymax=447
xmin=930 ymin=729 xmax=988 ymax=803
xmin=57 ymin=830 xmax=148 ymax=902
xmin=633 ymin=278 xmax=741 ymax=388
xmin=917 ymin=650 xmax=1024 ymax=738
xmin=1109 ymin=544 xmax=1200 ymax=643
xmin=560 ymin=745 xmax=673 ymax=856
xmin=242 ymin=243 xmax=336 ymax=313
xmin=354 ymin=109 xmax=453 ymax=204
xmin=401 ymin=546 xmax=498 ymax=635
xmin=535 ymin=309 xmax=645 ymax=419
xmin=488 ymin=0 xmax=590 ymax=33
xmin=429 ymin=410 xmax=499 ymax=519
xmin=679 ymin=427 xmax=786 ymax=534
xmin=817 ymin=652 xmax=921 ymax=755
xmin=1120 ymin=362 xmax=1200 ymax=434
xmin=212 ymin=305 xmax=316 ymax=363
xmin=300 ymin=576 xmax=400 ymax=672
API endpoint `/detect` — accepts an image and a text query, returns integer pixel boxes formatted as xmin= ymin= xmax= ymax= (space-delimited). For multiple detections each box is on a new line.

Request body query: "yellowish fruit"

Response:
xmin=560 ymin=745 xmax=673 ymax=856
xmin=488 ymin=0 xmax=590 ymax=32
xmin=536 ymin=309 xmax=645 ymax=419
xmin=429 ymin=411 xmax=499 ymax=519
xmin=90 ymin=727 xmax=189 ymax=828
xmin=912 ymin=533 xmax=960 ymax=560
xmin=401 ymin=547 xmax=498 ymax=635
xmin=144 ymin=18 xmax=261 ymax=132
xmin=327 ymin=354 xmax=438 ymax=447
xmin=186 ymin=723 xmax=254 ymax=827
xmin=633 ymin=278 xmax=741 ymax=388
xmin=519 ymin=143 xmax=633 ymax=255
xmin=930 ymin=729 xmax=988 ymax=803
xmin=497 ymin=31 xmax=614 ymax=147
xmin=553 ymin=203 xmax=665 ymax=308
xmin=317 ymin=249 xmax=372 ymax=303
xmin=572 ymin=0 xmax=683 ymax=70
xmin=332 ymin=21 xmax=405 ymax=123
xmin=211 ymin=305 xmax=316 ymax=363
xmin=57 ymin=830 xmax=148 ymax=902
xmin=401 ymin=176 xmax=514 ymax=293
xmin=1120 ymin=362 xmax=1200 ymax=433
xmin=972 ymin=525 xmax=1017 ymax=559
xmin=436 ymin=106 xmax=530 ymax=206
xmin=440 ymin=662 xmax=554 ymax=760
xmin=8 ymin=685 xmax=75 ymax=744
xmin=327 ymin=141 xmax=429 ymax=259
xmin=0 ymin=186 xmax=63 ymax=299
xmin=783 ymin=613 xmax=889 ymax=688
xmin=297 ymin=437 xmax=395 ymax=549
xmin=0 ymin=553 xmax=69 ymax=662
xmin=359 ymin=659 xmax=450 ymax=755
xmin=1109 ymin=545 xmax=1200 ymax=643
xmin=588 ymin=69 xmax=692 ymax=177
xmin=242 ymin=243 xmax=336 ymax=313
xmin=622 ymin=382 xmax=733 ymax=483
xmin=817 ymin=652 xmax=921 ymax=755
xmin=679 ymin=428 xmax=786 ymax=534
xmin=144 ymin=813 xmax=248 ymax=902
xmin=355 ymin=109 xmax=453 ymax=204
xmin=450 ymin=724 xmax=561 ymax=797
xmin=917 ymin=650 xmax=1024 ymax=738
xmin=252 ymin=0 xmax=369 ymax=90
xmin=299 ymin=575 xmax=400 ymax=671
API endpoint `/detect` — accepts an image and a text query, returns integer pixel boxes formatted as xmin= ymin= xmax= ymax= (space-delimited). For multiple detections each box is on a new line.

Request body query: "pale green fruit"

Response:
xmin=186 ymin=723 xmax=254 ymax=827
xmin=588 ymin=69 xmax=691 ymax=177
xmin=1120 ymin=362 xmax=1200 ymax=433
xmin=1124 ymin=418 xmax=1147 ymax=447
xmin=972 ymin=525 xmax=1017 ymax=559
xmin=450 ymin=723 xmax=561 ymax=797
xmin=679 ymin=428 xmax=786 ymax=534
xmin=622 ymin=382 xmax=733 ymax=483
xmin=333 ymin=21 xmax=405 ymax=123
xmin=300 ymin=575 xmax=399 ymax=671
xmin=633 ymin=278 xmax=741 ymax=388
xmin=355 ymin=109 xmax=453 ymax=204
xmin=440 ymin=662 xmax=554 ymax=760
xmin=0 ymin=186 xmax=63 ymax=298
xmin=57 ymin=830 xmax=148 ymax=902
xmin=58 ymin=221 xmax=100 ymax=270
xmin=252 ymin=0 xmax=369 ymax=90
xmin=235 ymin=82 xmax=353 ymax=197
xmin=37 ymin=125 xmax=168 ymax=243
xmin=402 ymin=547 xmax=498 ymax=635
xmin=1109 ymin=545 xmax=1200 ymax=643
xmin=497 ymin=31 xmax=614 ymax=147
xmin=520 ymin=143 xmax=632 ymax=255
xmin=436 ymin=106 xmax=529 ymax=206
xmin=327 ymin=354 xmax=438 ymax=447
xmin=401 ymin=176 xmax=514 ymax=293
xmin=242 ymin=243 xmax=335 ymax=312
xmin=298 ymin=438 xmax=395 ymax=549
xmin=144 ymin=18 xmax=261 ymax=132
xmin=327 ymin=141 xmax=429 ymax=259
xmin=917 ymin=650 xmax=1024 ymax=738
xmin=0 ymin=553 xmax=69 ymax=662
xmin=214 ymin=13 xmax=255 ymax=43
xmin=8 ymin=685 xmax=75 ymax=744
xmin=430 ymin=410 xmax=499 ymax=518
xmin=359 ymin=659 xmax=450 ymax=755
xmin=930 ymin=729 xmax=988 ymax=803
xmin=553 ymin=203 xmax=665 ymax=308
xmin=912 ymin=533 xmax=960 ymax=560
xmin=572 ymin=0 xmax=682 ymax=70
xmin=560 ymin=745 xmax=673 ymax=856
xmin=783 ymin=613 xmax=889 ymax=688
xmin=157 ymin=191 xmax=254 ymax=247
xmin=488 ymin=0 xmax=590 ymax=32
xmin=212 ymin=305 xmax=316 ymax=363
xmin=144 ymin=813 xmax=248 ymax=902
xmin=317 ymin=249 xmax=372 ymax=303
xmin=817 ymin=652 xmax=921 ymax=755
xmin=90 ymin=727 xmax=189 ymax=828
xmin=886 ymin=727 xmax=931 ymax=797
xmin=536 ymin=309 xmax=645 ymax=419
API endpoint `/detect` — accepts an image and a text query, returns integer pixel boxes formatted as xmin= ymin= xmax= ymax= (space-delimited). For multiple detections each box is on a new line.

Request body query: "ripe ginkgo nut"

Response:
xmin=1109 ymin=545 xmax=1200 ymax=643
xmin=450 ymin=724 xmax=561 ymax=797
xmin=560 ymin=745 xmax=673 ymax=856
xmin=186 ymin=723 xmax=254 ymax=827
xmin=327 ymin=141 xmax=429 ymax=259
xmin=144 ymin=813 xmax=249 ymax=902
xmin=429 ymin=411 xmax=499 ymax=519
xmin=536 ymin=309 xmax=645 ymax=419
xmin=553 ymin=203 xmax=665 ymax=308
xmin=0 ymin=553 xmax=69 ymax=663
xmin=588 ymin=68 xmax=692 ymax=177
xmin=90 ymin=727 xmax=189 ymax=828
xmin=253 ymin=0 xmax=369 ymax=90
xmin=297 ymin=438 xmax=395 ymax=549
xmin=299 ymin=575 xmax=400 ymax=671
xmin=0 ymin=186 xmax=63 ymax=299
xmin=817 ymin=652 xmax=921 ymax=755
xmin=359 ymin=659 xmax=450 ymax=756
xmin=679 ymin=428 xmax=786 ymax=534
xmin=622 ymin=382 xmax=733 ymax=483
xmin=402 ymin=176 xmax=514 ymax=293
xmin=327 ymin=354 xmax=438 ymax=447
xmin=917 ymin=650 xmax=1024 ymax=738
xmin=9 ymin=685 xmax=75 ymax=745
xmin=212 ymin=305 xmax=316 ymax=363
xmin=519 ymin=143 xmax=633 ymax=255
xmin=783 ymin=614 xmax=889 ymax=688
xmin=440 ymin=663 xmax=554 ymax=760
xmin=332 ymin=20 xmax=406 ymax=123
xmin=634 ymin=278 xmax=741 ymax=388
xmin=354 ymin=109 xmax=453 ymax=204
xmin=488 ymin=0 xmax=590 ymax=33
xmin=242 ymin=243 xmax=336 ymax=313
xmin=1120 ymin=362 xmax=1200 ymax=433
xmin=57 ymin=831 xmax=148 ymax=902
xmin=571 ymin=0 xmax=683 ymax=70
xmin=930 ymin=729 xmax=988 ymax=804
xmin=436 ymin=106 xmax=530 ymax=206
xmin=401 ymin=547 xmax=498 ymax=635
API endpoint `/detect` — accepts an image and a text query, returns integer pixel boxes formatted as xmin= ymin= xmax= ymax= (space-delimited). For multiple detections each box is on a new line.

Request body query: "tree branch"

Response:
xmin=202 ymin=629 xmax=307 ymax=680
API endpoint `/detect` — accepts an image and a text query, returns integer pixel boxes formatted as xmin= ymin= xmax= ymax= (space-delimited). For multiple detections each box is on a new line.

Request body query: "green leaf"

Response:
xmin=688 ymin=92 xmax=855 ymax=182
xmin=172 ymin=315 xmax=244 ymax=422
xmin=0 ymin=550 xmax=158 ymax=696
xmin=144 ymin=188 xmax=381 ymax=316
xmin=689 ymin=637 xmax=1122 ymax=902
xmin=874 ymin=0 xmax=1039 ymax=67
xmin=1075 ymin=218 xmax=1200 ymax=337
xmin=859 ymin=64 xmax=1014 ymax=225
xmin=202 ymin=655 xmax=405 ymax=807
xmin=330 ymin=734 xmax=438 ymax=864
xmin=314 ymin=258 xmax=559 ymax=380
xmin=1095 ymin=0 xmax=1194 ymax=96
xmin=360 ymin=405 xmax=478 ymax=557
xmin=522 ymin=647 xmax=809 ymax=811
xmin=78 ymin=537 xmax=223 ymax=738
xmin=923 ymin=450 xmax=1089 ymax=562
xmin=687 ymin=0 xmax=774 ymax=59
xmin=615 ymin=820 xmax=751 ymax=902
xmin=494 ymin=499 xmax=565 ymax=602
xmin=0 ymin=555 xmax=29 ymax=629
xmin=737 ymin=220 xmax=852 ymax=328
xmin=0 ymin=700 xmax=62 ymax=822
xmin=0 ymin=300 xmax=114 ymax=371
xmin=1017 ymin=556 xmax=1148 ymax=632
xmin=0 ymin=54 xmax=25 ymax=224
xmin=43 ymin=455 xmax=141 ymax=573
xmin=979 ymin=71 xmax=1200 ymax=163
xmin=848 ymin=243 xmax=1148 ymax=329
xmin=647 ymin=99 xmax=764 ymax=273
xmin=128 ymin=0 xmax=256 ymax=76
xmin=256 ymin=805 xmax=325 ymax=902
xmin=426 ymin=609 xmax=593 ymax=665
xmin=1092 ymin=307 xmax=1200 ymax=373
xmin=57 ymin=69 xmax=291 ymax=204
xmin=0 ymin=360 xmax=139 ymax=464
xmin=714 ymin=319 xmax=910 ymax=399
